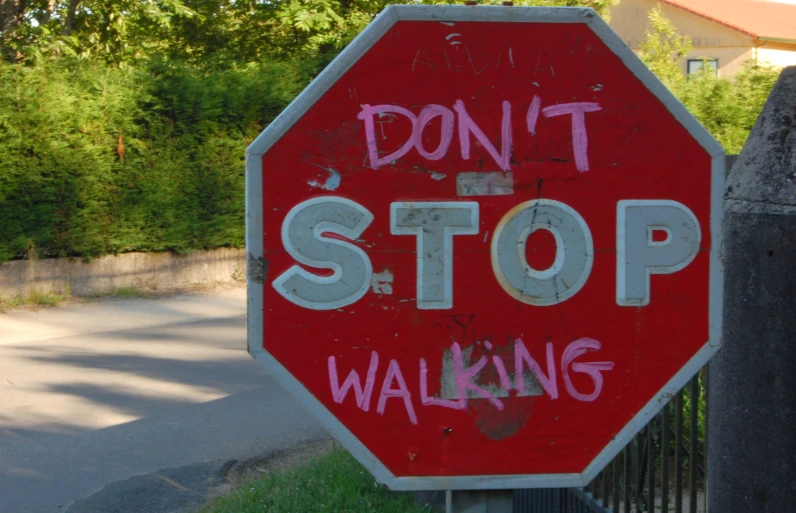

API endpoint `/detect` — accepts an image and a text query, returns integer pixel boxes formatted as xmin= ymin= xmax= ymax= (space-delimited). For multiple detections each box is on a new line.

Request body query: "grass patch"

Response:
xmin=113 ymin=286 xmax=153 ymax=299
xmin=0 ymin=284 xmax=154 ymax=311
xmin=198 ymin=447 xmax=432 ymax=513
xmin=81 ymin=286 xmax=155 ymax=301
xmin=31 ymin=290 xmax=68 ymax=306
xmin=0 ymin=289 xmax=70 ymax=310
xmin=0 ymin=295 xmax=25 ymax=310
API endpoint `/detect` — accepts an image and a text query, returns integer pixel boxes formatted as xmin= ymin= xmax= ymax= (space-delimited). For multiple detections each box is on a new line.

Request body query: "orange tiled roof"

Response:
xmin=660 ymin=0 xmax=796 ymax=42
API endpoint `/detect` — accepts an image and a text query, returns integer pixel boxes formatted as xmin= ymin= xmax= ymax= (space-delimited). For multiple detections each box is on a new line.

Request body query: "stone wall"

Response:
xmin=0 ymin=248 xmax=246 ymax=298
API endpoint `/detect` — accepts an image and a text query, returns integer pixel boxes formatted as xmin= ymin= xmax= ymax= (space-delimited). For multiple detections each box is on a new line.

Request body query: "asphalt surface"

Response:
xmin=0 ymin=287 xmax=327 ymax=513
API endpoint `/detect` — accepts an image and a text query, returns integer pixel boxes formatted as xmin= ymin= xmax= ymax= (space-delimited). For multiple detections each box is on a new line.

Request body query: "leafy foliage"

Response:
xmin=1 ymin=0 xmax=618 ymax=65
xmin=637 ymin=5 xmax=692 ymax=87
xmin=676 ymin=63 xmax=780 ymax=154
xmin=0 ymin=0 xmax=198 ymax=64
xmin=0 ymin=1 xmax=783 ymax=263
xmin=637 ymin=5 xmax=780 ymax=154
xmin=0 ymin=56 xmax=315 ymax=261
xmin=198 ymin=447 xmax=431 ymax=513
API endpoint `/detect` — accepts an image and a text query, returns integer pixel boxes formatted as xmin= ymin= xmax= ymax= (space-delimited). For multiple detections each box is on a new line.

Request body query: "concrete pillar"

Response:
xmin=708 ymin=66 xmax=796 ymax=512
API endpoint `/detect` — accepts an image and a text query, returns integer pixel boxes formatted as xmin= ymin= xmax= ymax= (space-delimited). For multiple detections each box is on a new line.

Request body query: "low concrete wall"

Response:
xmin=0 ymin=248 xmax=246 ymax=298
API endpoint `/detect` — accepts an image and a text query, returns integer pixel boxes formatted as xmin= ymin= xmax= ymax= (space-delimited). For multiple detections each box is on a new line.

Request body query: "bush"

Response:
xmin=198 ymin=446 xmax=431 ymax=513
xmin=0 ymin=56 xmax=316 ymax=262
xmin=676 ymin=64 xmax=780 ymax=154
xmin=638 ymin=5 xmax=780 ymax=155
xmin=0 ymin=5 xmax=782 ymax=263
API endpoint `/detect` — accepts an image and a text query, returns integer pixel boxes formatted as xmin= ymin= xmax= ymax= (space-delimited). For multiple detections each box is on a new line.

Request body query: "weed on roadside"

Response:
xmin=0 ymin=289 xmax=71 ymax=311
xmin=198 ymin=447 xmax=432 ymax=513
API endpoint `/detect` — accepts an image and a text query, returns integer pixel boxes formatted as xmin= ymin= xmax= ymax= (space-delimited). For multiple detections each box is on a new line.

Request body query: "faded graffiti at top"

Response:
xmin=410 ymin=28 xmax=576 ymax=76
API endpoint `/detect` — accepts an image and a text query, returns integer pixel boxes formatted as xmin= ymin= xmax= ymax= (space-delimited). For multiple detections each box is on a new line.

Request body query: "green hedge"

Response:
xmin=0 ymin=57 xmax=316 ymax=262
xmin=0 ymin=53 xmax=779 ymax=263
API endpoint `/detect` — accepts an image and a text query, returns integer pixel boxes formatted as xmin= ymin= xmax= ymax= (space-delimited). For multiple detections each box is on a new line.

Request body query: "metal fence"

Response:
xmin=516 ymin=488 xmax=610 ymax=513
xmin=516 ymin=368 xmax=708 ymax=513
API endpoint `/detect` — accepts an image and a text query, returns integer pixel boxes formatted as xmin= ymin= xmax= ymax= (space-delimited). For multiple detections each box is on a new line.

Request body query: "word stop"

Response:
xmin=271 ymin=196 xmax=701 ymax=310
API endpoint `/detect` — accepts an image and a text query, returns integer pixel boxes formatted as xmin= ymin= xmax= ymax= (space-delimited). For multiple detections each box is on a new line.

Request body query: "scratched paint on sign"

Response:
xmin=370 ymin=270 xmax=394 ymax=295
xmin=456 ymin=171 xmax=514 ymax=196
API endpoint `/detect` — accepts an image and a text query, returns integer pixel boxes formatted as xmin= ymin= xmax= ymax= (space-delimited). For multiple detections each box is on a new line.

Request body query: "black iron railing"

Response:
xmin=582 ymin=369 xmax=707 ymax=513
xmin=515 ymin=369 xmax=708 ymax=513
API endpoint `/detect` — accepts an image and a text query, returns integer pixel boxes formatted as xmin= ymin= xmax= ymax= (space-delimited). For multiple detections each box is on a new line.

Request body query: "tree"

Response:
xmin=637 ymin=4 xmax=691 ymax=89
xmin=1 ymin=0 xmax=620 ymax=64
xmin=637 ymin=5 xmax=779 ymax=154
xmin=269 ymin=0 xmax=620 ymax=56
xmin=0 ymin=0 xmax=195 ymax=64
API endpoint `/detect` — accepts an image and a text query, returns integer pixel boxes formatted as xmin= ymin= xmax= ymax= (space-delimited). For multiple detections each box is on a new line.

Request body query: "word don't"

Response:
xmin=357 ymin=98 xmax=600 ymax=172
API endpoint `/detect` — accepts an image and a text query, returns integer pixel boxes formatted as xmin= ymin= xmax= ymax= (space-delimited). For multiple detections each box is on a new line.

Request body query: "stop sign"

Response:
xmin=245 ymin=5 xmax=723 ymax=489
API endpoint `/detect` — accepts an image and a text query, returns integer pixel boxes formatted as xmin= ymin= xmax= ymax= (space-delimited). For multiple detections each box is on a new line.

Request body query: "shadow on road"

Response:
xmin=0 ymin=316 xmax=326 ymax=513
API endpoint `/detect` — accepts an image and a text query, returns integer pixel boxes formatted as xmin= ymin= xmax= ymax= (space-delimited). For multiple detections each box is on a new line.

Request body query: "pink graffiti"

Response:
xmin=328 ymin=351 xmax=378 ymax=411
xmin=377 ymin=359 xmax=418 ymax=425
xmin=526 ymin=95 xmax=542 ymax=135
xmin=451 ymin=342 xmax=505 ymax=410
xmin=357 ymin=100 xmax=511 ymax=171
xmin=420 ymin=358 xmax=465 ymax=410
xmin=357 ymin=98 xmax=601 ymax=173
xmin=542 ymin=102 xmax=602 ymax=172
xmin=356 ymin=104 xmax=417 ymax=168
xmin=561 ymin=338 xmax=615 ymax=402
xmin=327 ymin=337 xmax=614 ymax=426
xmin=514 ymin=339 xmax=559 ymax=399
xmin=453 ymin=99 xmax=512 ymax=171
xmin=414 ymin=105 xmax=454 ymax=160
xmin=491 ymin=355 xmax=513 ymax=392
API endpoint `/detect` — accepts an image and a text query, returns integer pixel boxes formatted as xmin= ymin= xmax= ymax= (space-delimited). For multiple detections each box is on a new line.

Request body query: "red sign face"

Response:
xmin=247 ymin=6 xmax=723 ymax=489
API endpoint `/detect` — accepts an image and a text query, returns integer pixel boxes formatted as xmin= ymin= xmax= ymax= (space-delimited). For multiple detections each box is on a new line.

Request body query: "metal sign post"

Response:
xmin=246 ymin=4 xmax=723 ymax=499
xmin=447 ymin=490 xmax=513 ymax=513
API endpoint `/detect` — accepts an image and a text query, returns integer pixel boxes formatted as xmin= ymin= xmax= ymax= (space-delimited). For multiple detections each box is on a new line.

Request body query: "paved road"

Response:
xmin=0 ymin=287 xmax=327 ymax=513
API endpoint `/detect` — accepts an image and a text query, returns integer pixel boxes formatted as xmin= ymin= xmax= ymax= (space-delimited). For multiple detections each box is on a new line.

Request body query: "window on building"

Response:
xmin=687 ymin=58 xmax=719 ymax=76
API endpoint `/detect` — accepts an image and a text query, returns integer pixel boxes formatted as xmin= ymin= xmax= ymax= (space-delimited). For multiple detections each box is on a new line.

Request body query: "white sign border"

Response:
xmin=246 ymin=4 xmax=724 ymax=491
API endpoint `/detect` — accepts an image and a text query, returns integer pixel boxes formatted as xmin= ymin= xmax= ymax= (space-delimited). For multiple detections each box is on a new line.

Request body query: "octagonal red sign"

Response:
xmin=245 ymin=5 xmax=724 ymax=490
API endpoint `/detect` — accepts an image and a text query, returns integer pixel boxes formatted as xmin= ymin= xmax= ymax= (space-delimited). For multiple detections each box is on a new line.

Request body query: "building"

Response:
xmin=608 ymin=0 xmax=796 ymax=77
